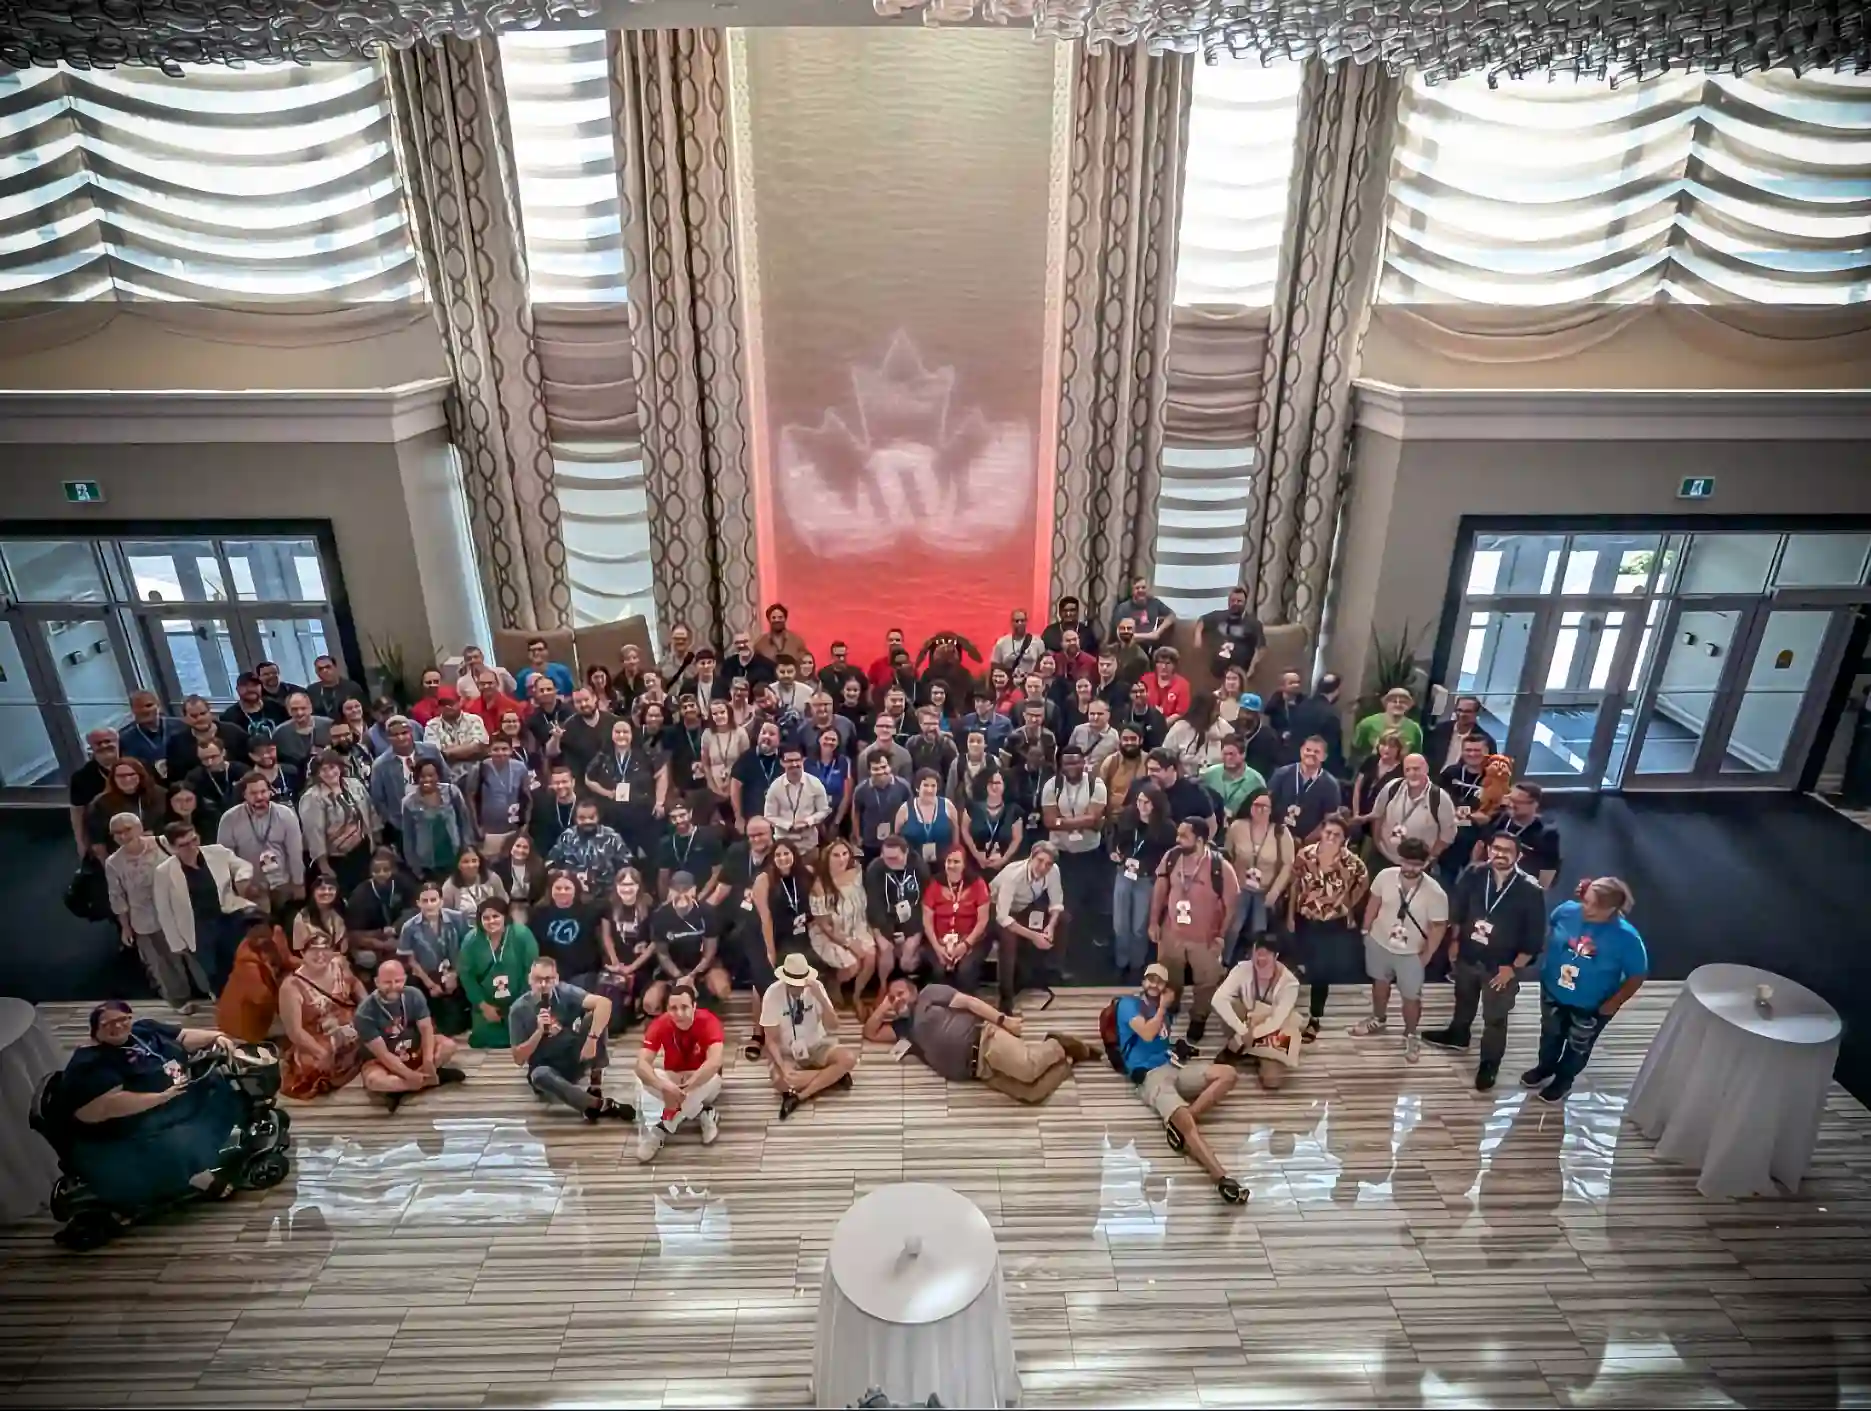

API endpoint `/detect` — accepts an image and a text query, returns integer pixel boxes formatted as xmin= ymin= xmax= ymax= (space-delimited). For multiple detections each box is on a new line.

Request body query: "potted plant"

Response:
xmin=367 ymin=635 xmax=416 ymax=708
xmin=1357 ymin=622 xmax=1428 ymax=718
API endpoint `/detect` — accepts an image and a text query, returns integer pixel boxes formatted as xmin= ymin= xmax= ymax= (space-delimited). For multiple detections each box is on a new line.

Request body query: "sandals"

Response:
xmin=1164 ymin=1119 xmax=1186 ymax=1153
xmin=1217 ymin=1177 xmax=1249 ymax=1205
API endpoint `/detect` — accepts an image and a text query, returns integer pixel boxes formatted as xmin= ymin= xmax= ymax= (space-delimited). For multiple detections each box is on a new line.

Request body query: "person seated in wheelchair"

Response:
xmin=54 ymin=1000 xmax=264 ymax=1213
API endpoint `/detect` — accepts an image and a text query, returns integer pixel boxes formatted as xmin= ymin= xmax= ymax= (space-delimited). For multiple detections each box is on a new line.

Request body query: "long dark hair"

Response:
xmin=1181 ymin=692 xmax=1220 ymax=737
xmin=1124 ymin=782 xmax=1177 ymax=846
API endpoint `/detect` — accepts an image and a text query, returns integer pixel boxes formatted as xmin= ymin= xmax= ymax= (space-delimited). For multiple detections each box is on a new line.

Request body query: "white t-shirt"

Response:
xmin=1038 ymin=774 xmax=1107 ymax=854
xmin=1364 ymin=867 xmax=1449 ymax=956
xmin=759 ymin=980 xmax=829 ymax=1059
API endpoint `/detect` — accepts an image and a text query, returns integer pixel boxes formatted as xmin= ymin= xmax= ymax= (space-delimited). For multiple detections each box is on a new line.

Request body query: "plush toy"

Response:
xmin=915 ymin=632 xmax=983 ymax=714
xmin=1473 ymin=753 xmax=1515 ymax=822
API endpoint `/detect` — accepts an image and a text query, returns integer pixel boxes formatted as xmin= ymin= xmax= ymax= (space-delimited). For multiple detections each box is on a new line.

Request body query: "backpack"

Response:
xmin=1154 ymin=845 xmax=1227 ymax=898
xmin=63 ymin=854 xmax=112 ymax=924
xmin=1097 ymin=997 xmax=1126 ymax=1075
xmin=1377 ymin=777 xmax=1448 ymax=828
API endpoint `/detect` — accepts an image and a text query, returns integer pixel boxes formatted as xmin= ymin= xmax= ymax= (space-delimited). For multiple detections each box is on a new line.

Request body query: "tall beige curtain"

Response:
xmin=1049 ymin=44 xmax=1192 ymax=616
xmin=612 ymin=29 xmax=757 ymax=652
xmin=1247 ymin=59 xmax=1399 ymax=640
xmin=388 ymin=37 xmax=571 ymax=633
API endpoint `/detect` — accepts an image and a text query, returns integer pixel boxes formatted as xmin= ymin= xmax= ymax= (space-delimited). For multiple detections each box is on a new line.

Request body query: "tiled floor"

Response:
xmin=3 ymin=984 xmax=1870 ymax=1409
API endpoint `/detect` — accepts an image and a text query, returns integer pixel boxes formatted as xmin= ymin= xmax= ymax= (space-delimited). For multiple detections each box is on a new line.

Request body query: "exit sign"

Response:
xmin=63 ymin=480 xmax=104 ymax=504
xmin=1678 ymin=476 xmax=1716 ymax=500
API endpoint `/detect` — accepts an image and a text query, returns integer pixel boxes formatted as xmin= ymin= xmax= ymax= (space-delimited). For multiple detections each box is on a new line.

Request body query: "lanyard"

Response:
xmin=614 ymin=749 xmax=633 ymax=779
xmin=1250 ymin=967 xmax=1275 ymax=1007
xmin=1394 ymin=784 xmax=1431 ymax=824
xmin=980 ymin=809 xmax=1005 ymax=846
xmin=201 ymin=767 xmax=229 ymax=801
xmin=672 ymin=829 xmax=697 ymax=866
xmin=555 ymin=800 xmax=574 ymax=833
xmin=779 ymin=779 xmax=806 ymax=820
xmin=248 ymin=806 xmax=277 ymax=854
xmin=1291 ymin=767 xmax=1321 ymax=799
xmin=370 ymin=880 xmax=396 ymax=917
xmin=913 ymin=798 xmax=938 ymax=830
xmin=1481 ymin=869 xmax=1517 ymax=918
xmin=781 ymin=877 xmax=802 ymax=914
xmin=663 ymin=908 xmax=703 ymax=944
xmin=135 ymin=721 xmax=167 ymax=747
xmin=1394 ymin=876 xmax=1428 ymax=938
xmin=127 ymin=1033 xmax=168 ymax=1066
xmin=757 ymin=753 xmax=779 ymax=783
xmin=685 ymin=727 xmax=702 ymax=757
xmin=886 ymin=870 xmax=917 ymax=907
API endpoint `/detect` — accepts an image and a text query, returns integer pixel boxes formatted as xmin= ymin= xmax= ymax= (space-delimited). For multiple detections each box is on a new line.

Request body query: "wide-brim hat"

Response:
xmin=778 ymin=953 xmax=817 ymax=986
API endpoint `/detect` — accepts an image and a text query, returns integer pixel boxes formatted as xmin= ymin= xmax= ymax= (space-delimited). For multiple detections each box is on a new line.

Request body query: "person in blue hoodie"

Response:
xmin=1525 ymin=877 xmax=1648 ymax=1104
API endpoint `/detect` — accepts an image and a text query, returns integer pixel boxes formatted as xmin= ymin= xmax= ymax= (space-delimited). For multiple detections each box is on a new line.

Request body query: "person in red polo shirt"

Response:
xmin=920 ymin=846 xmax=992 ymax=988
xmin=632 ymin=980 xmax=724 ymax=1161
xmin=464 ymin=668 xmax=528 ymax=736
xmin=1142 ymin=646 xmax=1193 ymax=722
xmin=866 ymin=627 xmax=908 ymax=693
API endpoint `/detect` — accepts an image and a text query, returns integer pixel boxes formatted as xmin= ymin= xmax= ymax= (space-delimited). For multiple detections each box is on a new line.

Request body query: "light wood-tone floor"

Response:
xmin=3 ymin=983 xmax=1870 ymax=1410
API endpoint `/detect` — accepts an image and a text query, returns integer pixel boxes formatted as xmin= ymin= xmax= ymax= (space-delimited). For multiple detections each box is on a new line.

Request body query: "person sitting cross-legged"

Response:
xmin=864 ymin=977 xmax=1092 ymax=1103
xmin=1211 ymin=935 xmax=1305 ymax=1090
xmin=508 ymin=956 xmax=635 ymax=1124
xmin=1115 ymin=963 xmax=1248 ymax=1205
xmin=633 ymin=980 xmax=725 ymax=1162
xmin=759 ymin=953 xmax=858 ymax=1121
xmin=354 ymin=958 xmax=467 ymax=1112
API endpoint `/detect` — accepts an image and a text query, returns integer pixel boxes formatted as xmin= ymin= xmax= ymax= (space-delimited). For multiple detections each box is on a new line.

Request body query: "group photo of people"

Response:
xmin=65 ymin=587 xmax=1646 ymax=1205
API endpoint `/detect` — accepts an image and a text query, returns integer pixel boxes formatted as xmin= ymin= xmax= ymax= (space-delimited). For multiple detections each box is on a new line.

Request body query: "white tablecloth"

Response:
xmin=815 ymin=1182 xmax=1021 ymax=1409
xmin=0 ymin=998 xmax=64 ymax=1222
xmin=1627 ymin=964 xmax=1841 ymax=1199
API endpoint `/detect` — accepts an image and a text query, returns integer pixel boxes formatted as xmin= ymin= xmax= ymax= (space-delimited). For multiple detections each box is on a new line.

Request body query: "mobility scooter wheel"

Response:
xmin=54 ymin=1210 xmax=120 ymax=1252
xmin=237 ymin=1150 xmax=291 ymax=1192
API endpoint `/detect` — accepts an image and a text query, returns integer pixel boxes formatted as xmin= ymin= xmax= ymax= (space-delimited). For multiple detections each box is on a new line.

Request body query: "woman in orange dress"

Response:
xmin=215 ymin=918 xmax=300 ymax=1044
xmin=277 ymin=928 xmax=366 ymax=1099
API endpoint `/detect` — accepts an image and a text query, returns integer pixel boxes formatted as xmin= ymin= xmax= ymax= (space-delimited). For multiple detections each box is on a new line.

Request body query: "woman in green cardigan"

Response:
xmin=457 ymin=897 xmax=539 ymax=1048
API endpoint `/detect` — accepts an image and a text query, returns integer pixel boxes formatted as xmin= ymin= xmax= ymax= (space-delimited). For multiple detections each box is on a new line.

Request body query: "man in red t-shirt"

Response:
xmin=866 ymin=627 xmax=908 ymax=693
xmin=632 ymin=980 xmax=725 ymax=1162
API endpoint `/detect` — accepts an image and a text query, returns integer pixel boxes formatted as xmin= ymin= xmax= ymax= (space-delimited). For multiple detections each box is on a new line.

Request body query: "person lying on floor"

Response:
xmin=354 ymin=959 xmax=467 ymax=1112
xmin=863 ymin=977 xmax=1093 ymax=1104
xmin=509 ymin=956 xmax=634 ymax=1124
xmin=59 ymin=1001 xmax=247 ymax=1210
xmin=1115 ymin=964 xmax=1249 ymax=1205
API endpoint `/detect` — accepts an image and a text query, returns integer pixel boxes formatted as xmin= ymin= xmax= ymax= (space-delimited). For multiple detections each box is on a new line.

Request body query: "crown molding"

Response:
xmin=1353 ymin=381 xmax=1871 ymax=442
xmin=0 ymin=378 xmax=452 ymax=445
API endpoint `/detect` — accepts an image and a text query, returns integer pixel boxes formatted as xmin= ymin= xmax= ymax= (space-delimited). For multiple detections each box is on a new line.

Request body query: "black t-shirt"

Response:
xmin=1200 ymin=609 xmax=1263 ymax=675
xmin=732 ymin=749 xmax=783 ymax=818
xmin=609 ymin=907 xmax=654 ymax=965
xmin=649 ymin=900 xmax=721 ymax=971
xmin=221 ymin=700 xmax=289 ymax=739
xmin=185 ymin=763 xmax=242 ymax=832
xmin=665 ymin=721 xmax=709 ymax=789
xmin=164 ymin=722 xmax=251 ymax=780
xmin=346 ymin=876 xmax=416 ymax=933
xmin=63 ymin=1019 xmax=188 ymax=1135
xmin=68 ymin=759 xmax=109 ymax=810
xmin=532 ymin=901 xmax=604 ymax=977
xmin=1440 ymin=763 xmax=1487 ymax=817
xmin=1482 ymin=813 xmax=1562 ymax=878
xmin=179 ymin=854 xmax=221 ymax=927
xmin=1114 ymin=704 xmax=1168 ymax=751
xmin=557 ymin=711 xmax=617 ymax=783
xmin=722 ymin=653 xmax=777 ymax=690
xmin=523 ymin=701 xmax=576 ymax=755
xmin=1042 ymin=620 xmax=1100 ymax=656
xmin=529 ymin=789 xmax=580 ymax=856
xmin=658 ymin=825 xmax=724 ymax=882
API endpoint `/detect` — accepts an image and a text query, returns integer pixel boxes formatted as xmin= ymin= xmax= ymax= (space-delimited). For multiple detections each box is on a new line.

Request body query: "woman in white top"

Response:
xmin=700 ymin=697 xmax=749 ymax=824
xmin=1223 ymin=789 xmax=1296 ymax=963
xmin=809 ymin=838 xmax=886 ymax=1014
xmin=1213 ymin=934 xmax=1304 ymax=1088
xmin=1162 ymin=693 xmax=1229 ymax=778
xmin=1215 ymin=666 xmax=1249 ymax=729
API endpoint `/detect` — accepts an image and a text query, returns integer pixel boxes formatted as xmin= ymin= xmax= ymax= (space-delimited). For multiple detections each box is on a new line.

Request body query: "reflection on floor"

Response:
xmin=4 ymin=985 xmax=1870 ymax=1409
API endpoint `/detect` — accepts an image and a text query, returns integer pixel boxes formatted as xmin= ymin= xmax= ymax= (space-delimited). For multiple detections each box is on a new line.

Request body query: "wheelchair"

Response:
xmin=31 ymin=1041 xmax=295 ymax=1251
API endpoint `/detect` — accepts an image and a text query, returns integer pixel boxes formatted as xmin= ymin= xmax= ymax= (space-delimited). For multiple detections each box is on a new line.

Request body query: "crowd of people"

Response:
xmin=64 ymin=589 xmax=1648 ymax=1201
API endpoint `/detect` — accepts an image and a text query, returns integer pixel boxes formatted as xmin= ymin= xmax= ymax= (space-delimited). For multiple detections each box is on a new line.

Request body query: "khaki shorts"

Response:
xmin=1138 ymin=1061 xmax=1215 ymax=1123
xmin=777 ymin=1037 xmax=840 ymax=1070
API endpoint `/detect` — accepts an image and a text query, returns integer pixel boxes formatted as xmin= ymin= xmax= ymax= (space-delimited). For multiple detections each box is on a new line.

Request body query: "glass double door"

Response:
xmin=1455 ymin=596 xmax=1854 ymax=789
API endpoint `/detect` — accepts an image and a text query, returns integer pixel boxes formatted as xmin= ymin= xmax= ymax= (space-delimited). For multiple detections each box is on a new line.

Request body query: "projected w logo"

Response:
xmin=776 ymin=332 xmax=1033 ymax=558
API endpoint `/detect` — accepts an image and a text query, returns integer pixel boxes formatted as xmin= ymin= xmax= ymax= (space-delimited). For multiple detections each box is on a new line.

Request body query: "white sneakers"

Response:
xmin=636 ymin=1122 xmax=668 ymax=1163
xmin=635 ymin=1105 xmax=720 ymax=1162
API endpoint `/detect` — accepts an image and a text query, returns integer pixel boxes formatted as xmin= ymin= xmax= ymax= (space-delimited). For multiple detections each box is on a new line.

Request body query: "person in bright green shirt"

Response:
xmin=1350 ymin=687 xmax=1423 ymax=767
xmin=1199 ymin=738 xmax=1267 ymax=823
xmin=458 ymin=898 xmax=539 ymax=1048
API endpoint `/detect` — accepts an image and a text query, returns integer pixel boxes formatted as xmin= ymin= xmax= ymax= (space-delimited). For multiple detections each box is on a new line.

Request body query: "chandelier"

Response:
xmin=1028 ymin=1 xmax=1871 ymax=82
xmin=0 ymin=0 xmax=607 ymax=72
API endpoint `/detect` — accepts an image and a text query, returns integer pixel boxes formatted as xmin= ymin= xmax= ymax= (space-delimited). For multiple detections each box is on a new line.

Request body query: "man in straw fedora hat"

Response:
xmin=760 ymin=952 xmax=858 ymax=1121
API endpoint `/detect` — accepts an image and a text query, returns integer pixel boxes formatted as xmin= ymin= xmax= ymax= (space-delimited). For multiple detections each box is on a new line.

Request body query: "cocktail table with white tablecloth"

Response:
xmin=1627 ymin=964 xmax=1842 ymax=1199
xmin=0 ymin=998 xmax=65 ymax=1222
xmin=814 ymin=1182 xmax=1021 ymax=1409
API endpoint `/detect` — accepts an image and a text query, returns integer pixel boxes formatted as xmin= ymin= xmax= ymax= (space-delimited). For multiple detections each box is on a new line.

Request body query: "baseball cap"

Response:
xmin=1240 ymin=693 xmax=1263 ymax=711
xmin=1143 ymin=962 xmax=1170 ymax=984
xmin=435 ymin=685 xmax=460 ymax=703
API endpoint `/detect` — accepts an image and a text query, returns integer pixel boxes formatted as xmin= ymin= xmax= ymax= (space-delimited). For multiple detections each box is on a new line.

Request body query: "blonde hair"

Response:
xmin=1586 ymin=876 xmax=1634 ymax=915
xmin=1376 ymin=729 xmax=1407 ymax=763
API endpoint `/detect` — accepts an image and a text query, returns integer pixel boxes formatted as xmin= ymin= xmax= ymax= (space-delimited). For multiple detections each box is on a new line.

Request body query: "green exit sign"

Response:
xmin=63 ymin=480 xmax=104 ymax=504
xmin=1678 ymin=476 xmax=1716 ymax=500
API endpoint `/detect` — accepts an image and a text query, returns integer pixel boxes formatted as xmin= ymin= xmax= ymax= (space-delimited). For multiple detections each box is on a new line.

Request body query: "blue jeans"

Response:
xmin=1111 ymin=870 xmax=1154 ymax=973
xmin=1535 ymin=992 xmax=1608 ymax=1088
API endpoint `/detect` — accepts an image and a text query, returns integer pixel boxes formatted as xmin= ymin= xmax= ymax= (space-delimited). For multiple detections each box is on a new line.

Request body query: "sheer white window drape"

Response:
xmin=1159 ymin=57 xmax=1300 ymax=618
xmin=1381 ymin=69 xmax=1871 ymax=307
xmin=499 ymin=31 xmax=658 ymax=638
xmin=0 ymin=62 xmax=419 ymax=301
